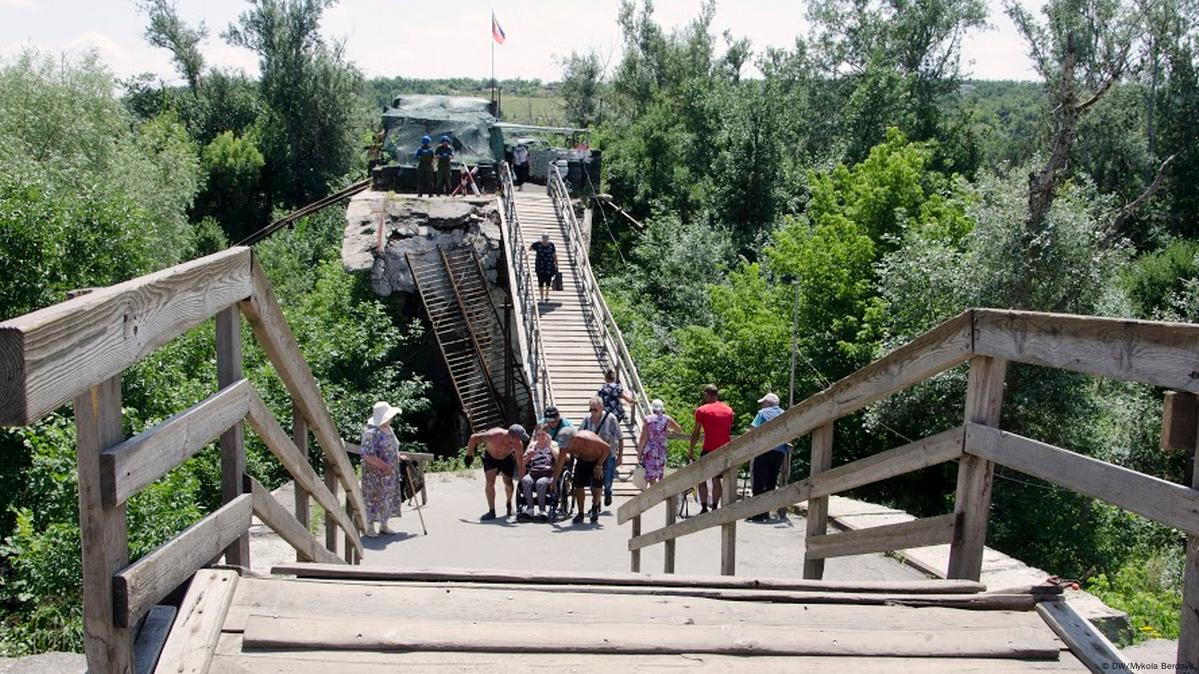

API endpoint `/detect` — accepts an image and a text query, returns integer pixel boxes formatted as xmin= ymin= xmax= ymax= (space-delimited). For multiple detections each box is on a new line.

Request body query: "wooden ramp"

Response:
xmin=513 ymin=191 xmax=640 ymax=494
xmin=168 ymin=564 xmax=1092 ymax=672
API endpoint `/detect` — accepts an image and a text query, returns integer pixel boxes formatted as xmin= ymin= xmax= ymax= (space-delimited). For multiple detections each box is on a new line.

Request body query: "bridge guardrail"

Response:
xmin=0 ymin=247 xmax=369 ymax=674
xmin=614 ymin=307 xmax=1199 ymax=667
xmin=547 ymin=168 xmax=652 ymax=434
xmin=497 ymin=162 xmax=554 ymax=414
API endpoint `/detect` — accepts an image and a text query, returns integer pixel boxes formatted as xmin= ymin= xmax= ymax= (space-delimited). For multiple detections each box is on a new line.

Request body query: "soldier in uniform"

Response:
xmin=434 ymin=135 xmax=454 ymax=195
xmin=415 ymin=135 xmax=435 ymax=196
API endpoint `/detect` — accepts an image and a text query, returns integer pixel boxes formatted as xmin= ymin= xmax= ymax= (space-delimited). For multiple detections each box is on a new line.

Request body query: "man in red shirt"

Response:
xmin=688 ymin=384 xmax=734 ymax=513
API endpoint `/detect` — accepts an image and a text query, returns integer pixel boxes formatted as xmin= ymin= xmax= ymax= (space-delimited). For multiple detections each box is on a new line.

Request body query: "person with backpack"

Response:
xmin=579 ymin=396 xmax=621 ymax=518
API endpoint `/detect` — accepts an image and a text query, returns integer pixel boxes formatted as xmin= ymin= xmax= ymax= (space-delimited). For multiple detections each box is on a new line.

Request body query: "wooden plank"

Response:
xmin=213 ymin=633 xmax=1086 ymax=673
xmin=618 ymin=311 xmax=975 ymax=523
xmin=664 ymin=494 xmax=676 ymax=573
xmin=154 ymin=569 xmax=238 ymax=674
xmin=113 ymin=494 xmax=251 ymax=628
xmin=1179 ymin=427 xmax=1198 ymax=670
xmin=803 ymin=422 xmax=834 ymax=579
xmin=807 ymin=514 xmax=958 ymax=560
xmin=134 ymin=605 xmax=176 ymax=674
xmin=973 ymin=309 xmax=1199 ymax=393
xmin=720 ymin=466 xmax=736 ymax=576
xmin=322 ymin=458 xmax=338 ymax=555
xmin=247 ymin=475 xmax=343 ymax=565
xmin=1162 ymin=391 xmax=1198 ymax=451
xmin=949 ymin=356 xmax=1007 ymax=581
xmin=101 ymin=380 xmax=250 ymax=507
xmin=965 ymin=423 xmax=1199 ymax=536
xmin=228 ymin=577 xmax=1042 ymax=635
xmin=1035 ymin=599 xmax=1126 ymax=674
xmin=242 ymin=614 xmax=1061 ymax=658
xmin=74 ymin=375 xmax=133 ymax=674
xmin=629 ymin=427 xmax=965 ymax=551
xmin=244 ymin=388 xmax=363 ymax=556
xmin=292 ymin=403 xmax=309 ymax=563
xmin=217 ymin=306 xmax=249 ymax=569
xmin=269 ymin=563 xmax=986 ymax=594
xmin=0 ymin=247 xmax=252 ymax=426
xmin=239 ymin=255 xmax=368 ymax=532
xmin=629 ymin=515 xmax=641 ymax=572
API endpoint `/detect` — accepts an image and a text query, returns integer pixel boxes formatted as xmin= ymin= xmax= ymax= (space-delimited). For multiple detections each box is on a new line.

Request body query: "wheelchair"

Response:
xmin=515 ymin=457 xmax=575 ymax=521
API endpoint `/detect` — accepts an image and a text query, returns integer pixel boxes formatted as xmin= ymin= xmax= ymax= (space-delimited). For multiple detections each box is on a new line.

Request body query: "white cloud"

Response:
xmin=0 ymin=0 xmax=34 ymax=8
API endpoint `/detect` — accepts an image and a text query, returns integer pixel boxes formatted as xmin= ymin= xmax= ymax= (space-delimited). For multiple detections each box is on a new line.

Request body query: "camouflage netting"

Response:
xmin=382 ymin=95 xmax=506 ymax=167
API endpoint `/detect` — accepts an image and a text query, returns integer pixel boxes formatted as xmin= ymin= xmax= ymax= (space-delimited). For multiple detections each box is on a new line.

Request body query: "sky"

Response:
xmin=0 ymin=0 xmax=1044 ymax=85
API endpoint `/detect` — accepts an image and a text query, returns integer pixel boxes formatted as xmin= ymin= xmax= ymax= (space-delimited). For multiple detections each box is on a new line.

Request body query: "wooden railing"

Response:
xmin=547 ymin=168 xmax=651 ymax=428
xmin=497 ymin=161 xmax=555 ymax=413
xmin=0 ymin=247 xmax=369 ymax=674
xmin=617 ymin=308 xmax=1199 ymax=668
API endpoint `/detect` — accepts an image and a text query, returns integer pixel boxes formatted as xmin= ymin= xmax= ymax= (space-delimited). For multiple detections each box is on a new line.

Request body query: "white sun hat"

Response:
xmin=367 ymin=401 xmax=400 ymax=427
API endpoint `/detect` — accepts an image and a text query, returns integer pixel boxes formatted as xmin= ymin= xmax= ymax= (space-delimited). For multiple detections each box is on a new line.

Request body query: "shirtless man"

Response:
xmin=552 ymin=427 xmax=610 ymax=524
xmin=465 ymin=424 xmax=529 ymax=520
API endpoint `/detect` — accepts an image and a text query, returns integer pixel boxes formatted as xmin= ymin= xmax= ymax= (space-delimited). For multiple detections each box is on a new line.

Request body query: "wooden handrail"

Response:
xmin=239 ymin=256 xmax=370 ymax=532
xmin=0 ymin=246 xmax=376 ymax=673
xmin=0 ymin=247 xmax=253 ymax=426
xmin=618 ymin=310 xmax=975 ymax=524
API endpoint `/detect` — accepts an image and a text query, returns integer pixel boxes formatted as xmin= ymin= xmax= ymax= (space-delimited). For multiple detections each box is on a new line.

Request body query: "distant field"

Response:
xmin=498 ymin=95 xmax=566 ymax=126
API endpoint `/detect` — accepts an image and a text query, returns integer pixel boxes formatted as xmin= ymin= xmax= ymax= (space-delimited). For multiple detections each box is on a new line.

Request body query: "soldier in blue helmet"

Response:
xmin=434 ymin=135 xmax=454 ymax=195
xmin=414 ymin=135 xmax=435 ymax=196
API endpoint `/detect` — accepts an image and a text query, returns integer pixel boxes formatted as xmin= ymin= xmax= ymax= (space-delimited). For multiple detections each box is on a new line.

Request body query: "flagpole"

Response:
xmin=490 ymin=9 xmax=495 ymax=105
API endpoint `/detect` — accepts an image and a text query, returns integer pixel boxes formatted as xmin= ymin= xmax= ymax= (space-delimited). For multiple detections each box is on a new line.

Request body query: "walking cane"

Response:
xmin=404 ymin=463 xmax=428 ymax=535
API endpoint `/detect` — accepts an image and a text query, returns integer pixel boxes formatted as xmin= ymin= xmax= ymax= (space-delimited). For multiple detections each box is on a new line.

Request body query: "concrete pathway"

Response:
xmin=359 ymin=471 xmax=925 ymax=581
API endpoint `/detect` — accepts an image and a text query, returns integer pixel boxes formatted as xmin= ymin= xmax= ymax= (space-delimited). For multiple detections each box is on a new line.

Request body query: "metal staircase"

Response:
xmin=408 ymin=248 xmax=530 ymax=433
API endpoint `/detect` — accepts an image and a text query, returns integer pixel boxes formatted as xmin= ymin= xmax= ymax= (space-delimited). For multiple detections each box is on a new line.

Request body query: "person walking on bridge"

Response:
xmin=434 ymin=135 xmax=454 ymax=195
xmin=553 ymin=427 xmax=610 ymax=525
xmin=637 ymin=399 xmax=682 ymax=486
xmin=512 ymin=143 xmax=530 ymax=190
xmin=415 ymin=135 xmax=435 ymax=197
xmin=596 ymin=369 xmax=635 ymax=505
xmin=747 ymin=392 xmax=788 ymax=523
xmin=465 ymin=424 xmax=528 ymax=520
xmin=360 ymin=402 xmax=405 ymax=537
xmin=530 ymin=232 xmax=558 ymax=304
xmin=688 ymin=384 xmax=735 ymax=514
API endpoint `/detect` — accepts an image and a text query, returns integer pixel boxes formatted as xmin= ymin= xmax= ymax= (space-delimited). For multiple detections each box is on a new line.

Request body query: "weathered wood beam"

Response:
xmin=948 ymin=356 xmax=1007 ymax=581
xmin=246 ymin=475 xmax=343 ymax=566
xmin=241 ymin=614 xmax=1061 ymax=659
xmin=112 ymin=494 xmax=251 ymax=629
xmin=75 ymin=375 xmax=133 ymax=674
xmin=270 ymin=563 xmax=986 ymax=594
xmin=153 ymin=569 xmax=239 ymax=674
xmin=216 ymin=307 xmax=249 ymax=568
xmin=628 ymin=427 xmax=965 ymax=551
xmin=0 ymin=247 xmax=252 ymax=426
xmin=1036 ymin=598 xmax=1129 ymax=674
xmin=238 ymin=254 xmax=368 ymax=533
xmin=132 ymin=605 xmax=175 ymax=674
xmin=973 ymin=309 xmax=1199 ymax=393
xmin=244 ymin=388 xmax=363 ymax=556
xmin=803 ymin=422 xmax=834 ymax=579
xmin=1162 ymin=391 xmax=1198 ymax=452
xmin=965 ymin=423 xmax=1199 ymax=537
xmin=618 ymin=311 xmax=975 ymax=524
xmin=806 ymin=513 xmax=958 ymax=561
xmin=100 ymin=380 xmax=250 ymax=507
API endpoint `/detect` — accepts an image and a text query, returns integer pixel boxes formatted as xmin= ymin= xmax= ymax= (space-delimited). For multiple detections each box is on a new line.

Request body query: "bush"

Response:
xmin=1088 ymin=547 xmax=1185 ymax=642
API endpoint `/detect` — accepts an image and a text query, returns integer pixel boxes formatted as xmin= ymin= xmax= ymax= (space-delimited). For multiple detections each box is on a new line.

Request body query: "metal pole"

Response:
xmin=779 ymin=282 xmax=800 ymax=516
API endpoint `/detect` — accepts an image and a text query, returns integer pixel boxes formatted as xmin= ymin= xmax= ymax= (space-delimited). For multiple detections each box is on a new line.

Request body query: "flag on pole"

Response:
xmin=492 ymin=11 xmax=506 ymax=44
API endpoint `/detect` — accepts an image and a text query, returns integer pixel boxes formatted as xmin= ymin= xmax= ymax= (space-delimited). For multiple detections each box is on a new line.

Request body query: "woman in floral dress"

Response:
xmin=360 ymin=401 xmax=404 ymax=536
xmin=637 ymin=399 xmax=682 ymax=485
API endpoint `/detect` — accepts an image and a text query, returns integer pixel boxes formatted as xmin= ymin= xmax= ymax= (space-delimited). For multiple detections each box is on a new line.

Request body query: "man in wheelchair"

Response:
xmin=552 ymin=427 xmax=611 ymax=525
xmin=518 ymin=424 xmax=559 ymax=521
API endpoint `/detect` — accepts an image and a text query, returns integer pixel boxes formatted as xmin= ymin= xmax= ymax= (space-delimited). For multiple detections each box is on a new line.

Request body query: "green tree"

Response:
xmin=194 ymin=129 xmax=267 ymax=241
xmin=560 ymin=51 xmax=604 ymax=128
xmin=139 ymin=0 xmax=207 ymax=94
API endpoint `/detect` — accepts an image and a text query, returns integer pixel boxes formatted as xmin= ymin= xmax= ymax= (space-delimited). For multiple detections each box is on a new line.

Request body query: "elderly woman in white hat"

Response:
xmin=360 ymin=401 xmax=404 ymax=536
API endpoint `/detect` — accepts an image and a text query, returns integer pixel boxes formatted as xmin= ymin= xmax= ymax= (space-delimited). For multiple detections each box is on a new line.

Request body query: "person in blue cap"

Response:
xmin=414 ymin=135 xmax=435 ymax=196
xmin=434 ymin=135 xmax=454 ymax=195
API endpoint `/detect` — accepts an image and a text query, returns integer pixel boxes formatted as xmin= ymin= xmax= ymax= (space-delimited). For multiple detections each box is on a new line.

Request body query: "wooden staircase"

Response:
xmin=409 ymin=248 xmax=530 ymax=433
